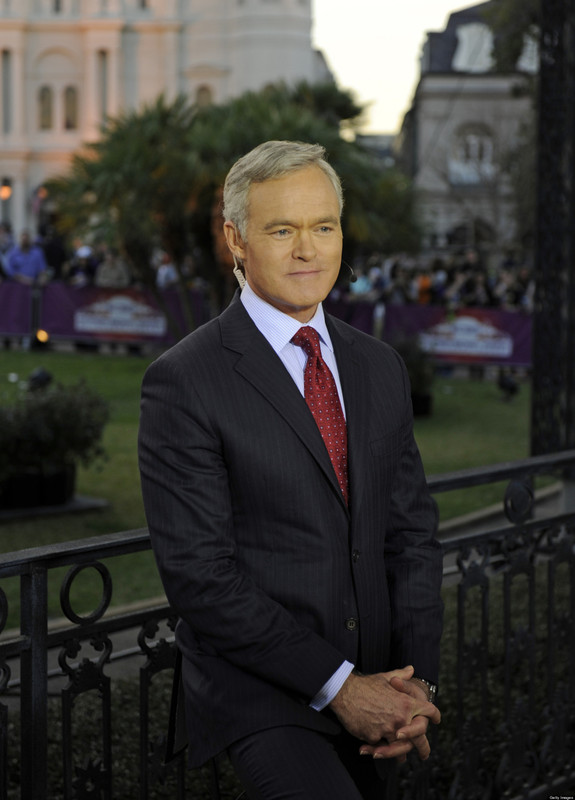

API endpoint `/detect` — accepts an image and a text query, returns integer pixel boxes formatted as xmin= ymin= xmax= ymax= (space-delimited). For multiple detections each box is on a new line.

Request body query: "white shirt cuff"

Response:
xmin=309 ymin=660 xmax=355 ymax=711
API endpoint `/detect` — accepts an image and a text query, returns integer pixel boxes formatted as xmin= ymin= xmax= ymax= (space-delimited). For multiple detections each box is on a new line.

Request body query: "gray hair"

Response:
xmin=222 ymin=140 xmax=344 ymax=239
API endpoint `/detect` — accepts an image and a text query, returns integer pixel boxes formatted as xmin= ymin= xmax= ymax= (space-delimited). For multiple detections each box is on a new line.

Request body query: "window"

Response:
xmin=64 ymin=86 xmax=78 ymax=129
xmin=195 ymin=85 xmax=213 ymax=108
xmin=448 ymin=125 xmax=495 ymax=185
xmin=53 ymin=0 xmax=63 ymax=11
xmin=97 ymin=50 xmax=108 ymax=122
xmin=38 ymin=86 xmax=54 ymax=130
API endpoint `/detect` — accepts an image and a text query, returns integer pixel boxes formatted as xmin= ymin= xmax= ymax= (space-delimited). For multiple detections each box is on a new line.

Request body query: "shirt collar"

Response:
xmin=240 ymin=281 xmax=334 ymax=356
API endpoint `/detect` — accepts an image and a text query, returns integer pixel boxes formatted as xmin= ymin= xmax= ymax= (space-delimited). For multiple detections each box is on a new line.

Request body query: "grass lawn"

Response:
xmin=413 ymin=369 xmax=532 ymax=520
xmin=0 ymin=347 xmax=163 ymax=623
xmin=0 ymin=348 xmax=533 ymax=620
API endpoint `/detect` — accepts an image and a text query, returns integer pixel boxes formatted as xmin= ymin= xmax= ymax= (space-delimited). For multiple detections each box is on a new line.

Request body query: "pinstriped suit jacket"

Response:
xmin=138 ymin=293 xmax=443 ymax=768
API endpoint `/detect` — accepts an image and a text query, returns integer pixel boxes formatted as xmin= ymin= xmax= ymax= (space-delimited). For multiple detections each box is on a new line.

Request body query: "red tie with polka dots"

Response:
xmin=291 ymin=326 xmax=349 ymax=504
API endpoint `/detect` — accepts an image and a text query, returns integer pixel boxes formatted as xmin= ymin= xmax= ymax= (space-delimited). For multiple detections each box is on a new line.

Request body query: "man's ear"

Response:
xmin=223 ymin=222 xmax=247 ymax=261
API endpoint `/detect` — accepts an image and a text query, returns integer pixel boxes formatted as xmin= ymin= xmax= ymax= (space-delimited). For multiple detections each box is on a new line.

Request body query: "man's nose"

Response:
xmin=293 ymin=231 xmax=316 ymax=260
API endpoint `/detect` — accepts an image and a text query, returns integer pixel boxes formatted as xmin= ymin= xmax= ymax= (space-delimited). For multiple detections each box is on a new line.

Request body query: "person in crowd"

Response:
xmin=4 ymin=229 xmax=49 ymax=285
xmin=155 ymin=251 xmax=179 ymax=289
xmin=510 ymin=266 xmax=534 ymax=312
xmin=381 ymin=262 xmax=413 ymax=305
xmin=40 ymin=224 xmax=68 ymax=281
xmin=65 ymin=245 xmax=98 ymax=287
xmin=443 ymin=264 xmax=470 ymax=308
xmin=492 ymin=267 xmax=520 ymax=309
xmin=429 ymin=258 xmax=448 ymax=305
xmin=414 ymin=268 xmax=432 ymax=305
xmin=459 ymin=268 xmax=495 ymax=307
xmin=348 ymin=266 xmax=375 ymax=297
xmin=94 ymin=248 xmax=132 ymax=288
xmin=0 ymin=222 xmax=14 ymax=278
xmin=139 ymin=140 xmax=443 ymax=800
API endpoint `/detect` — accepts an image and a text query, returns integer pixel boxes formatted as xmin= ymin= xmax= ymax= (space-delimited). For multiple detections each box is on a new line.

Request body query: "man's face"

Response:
xmin=224 ymin=165 xmax=343 ymax=322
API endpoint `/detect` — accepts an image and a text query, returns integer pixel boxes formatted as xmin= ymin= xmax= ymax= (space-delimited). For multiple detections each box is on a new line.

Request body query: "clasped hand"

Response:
xmin=329 ymin=665 xmax=440 ymax=763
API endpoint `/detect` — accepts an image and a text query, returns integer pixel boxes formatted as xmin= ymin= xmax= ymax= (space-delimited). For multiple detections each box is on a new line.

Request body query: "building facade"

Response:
xmin=0 ymin=0 xmax=330 ymax=234
xmin=398 ymin=1 xmax=537 ymax=261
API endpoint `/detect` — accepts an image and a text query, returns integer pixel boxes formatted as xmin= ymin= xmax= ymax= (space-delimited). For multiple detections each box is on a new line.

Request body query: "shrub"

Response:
xmin=0 ymin=379 xmax=109 ymax=481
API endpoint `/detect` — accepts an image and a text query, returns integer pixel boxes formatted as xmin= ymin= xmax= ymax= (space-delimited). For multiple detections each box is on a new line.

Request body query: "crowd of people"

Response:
xmin=0 ymin=222 xmax=205 ymax=294
xmin=0 ymin=223 xmax=133 ymax=289
xmin=0 ymin=221 xmax=535 ymax=314
xmin=346 ymin=249 xmax=535 ymax=313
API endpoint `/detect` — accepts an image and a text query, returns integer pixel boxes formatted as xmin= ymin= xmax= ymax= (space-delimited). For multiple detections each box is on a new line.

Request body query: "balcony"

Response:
xmin=1 ymin=451 xmax=575 ymax=799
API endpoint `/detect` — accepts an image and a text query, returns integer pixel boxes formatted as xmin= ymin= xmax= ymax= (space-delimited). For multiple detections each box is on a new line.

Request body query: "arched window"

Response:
xmin=195 ymin=85 xmax=213 ymax=107
xmin=449 ymin=124 xmax=495 ymax=185
xmin=64 ymin=86 xmax=78 ymax=129
xmin=38 ymin=85 xmax=53 ymax=130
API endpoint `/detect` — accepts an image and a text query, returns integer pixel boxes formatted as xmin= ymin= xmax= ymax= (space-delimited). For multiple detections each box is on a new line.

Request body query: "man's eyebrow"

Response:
xmin=262 ymin=219 xmax=292 ymax=231
xmin=262 ymin=216 xmax=340 ymax=231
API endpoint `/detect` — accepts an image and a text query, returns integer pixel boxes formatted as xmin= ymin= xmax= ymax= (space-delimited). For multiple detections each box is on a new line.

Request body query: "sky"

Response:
xmin=312 ymin=0 xmax=472 ymax=134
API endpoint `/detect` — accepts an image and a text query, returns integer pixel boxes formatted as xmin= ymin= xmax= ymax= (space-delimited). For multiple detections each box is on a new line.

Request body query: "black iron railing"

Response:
xmin=1 ymin=452 xmax=575 ymax=800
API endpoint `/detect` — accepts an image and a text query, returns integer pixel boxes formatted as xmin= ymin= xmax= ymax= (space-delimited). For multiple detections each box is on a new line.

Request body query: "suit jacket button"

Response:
xmin=345 ymin=617 xmax=358 ymax=632
xmin=352 ymin=550 xmax=360 ymax=563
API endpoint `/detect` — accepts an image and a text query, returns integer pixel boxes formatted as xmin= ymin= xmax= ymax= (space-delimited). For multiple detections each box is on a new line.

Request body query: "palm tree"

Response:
xmin=46 ymin=95 xmax=205 ymax=335
xmin=46 ymin=83 xmax=421 ymax=337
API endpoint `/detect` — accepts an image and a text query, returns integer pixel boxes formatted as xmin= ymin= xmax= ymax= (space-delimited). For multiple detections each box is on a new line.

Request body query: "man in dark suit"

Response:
xmin=138 ymin=140 xmax=443 ymax=799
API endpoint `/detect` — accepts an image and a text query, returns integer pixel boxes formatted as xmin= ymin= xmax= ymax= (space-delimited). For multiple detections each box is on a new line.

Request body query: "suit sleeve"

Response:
xmin=138 ymin=355 xmax=345 ymax=700
xmin=384 ymin=354 xmax=444 ymax=685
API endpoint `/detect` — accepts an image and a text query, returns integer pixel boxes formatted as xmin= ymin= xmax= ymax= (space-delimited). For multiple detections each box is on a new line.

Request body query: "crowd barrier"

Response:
xmin=0 ymin=282 xmax=532 ymax=366
xmin=0 ymin=282 xmax=211 ymax=347
xmin=382 ymin=304 xmax=532 ymax=367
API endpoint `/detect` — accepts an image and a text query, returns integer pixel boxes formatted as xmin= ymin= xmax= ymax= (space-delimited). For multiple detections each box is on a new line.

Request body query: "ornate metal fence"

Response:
xmin=425 ymin=452 xmax=575 ymax=800
xmin=1 ymin=452 xmax=575 ymax=799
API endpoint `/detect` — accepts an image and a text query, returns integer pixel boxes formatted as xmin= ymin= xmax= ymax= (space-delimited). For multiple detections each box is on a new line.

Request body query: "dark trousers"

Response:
xmin=227 ymin=724 xmax=397 ymax=800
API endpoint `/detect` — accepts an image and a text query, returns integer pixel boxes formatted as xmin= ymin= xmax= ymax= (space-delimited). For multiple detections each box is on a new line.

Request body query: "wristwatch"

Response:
xmin=413 ymin=677 xmax=437 ymax=703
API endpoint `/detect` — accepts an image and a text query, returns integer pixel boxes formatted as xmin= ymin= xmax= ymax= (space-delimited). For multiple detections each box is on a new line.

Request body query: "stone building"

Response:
xmin=0 ymin=0 xmax=330 ymax=234
xmin=398 ymin=0 xmax=537 ymax=261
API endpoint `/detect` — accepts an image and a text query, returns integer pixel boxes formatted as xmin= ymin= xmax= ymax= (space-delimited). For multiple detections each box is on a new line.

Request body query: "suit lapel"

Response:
xmin=219 ymin=298 xmax=348 ymax=513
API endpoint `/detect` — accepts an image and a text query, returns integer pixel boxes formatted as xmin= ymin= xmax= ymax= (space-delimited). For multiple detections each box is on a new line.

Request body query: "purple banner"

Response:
xmin=383 ymin=306 xmax=532 ymax=366
xmin=0 ymin=283 xmax=33 ymax=336
xmin=324 ymin=295 xmax=375 ymax=335
xmin=0 ymin=281 xmax=533 ymax=366
xmin=38 ymin=284 xmax=210 ymax=344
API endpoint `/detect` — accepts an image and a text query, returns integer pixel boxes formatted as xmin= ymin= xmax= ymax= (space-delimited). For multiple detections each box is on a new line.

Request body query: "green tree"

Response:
xmin=46 ymin=95 xmax=205 ymax=335
xmin=189 ymin=86 xmax=417 ymax=255
xmin=46 ymin=83 xmax=420 ymax=336
xmin=266 ymin=80 xmax=367 ymax=131
xmin=482 ymin=0 xmax=540 ymax=255
xmin=483 ymin=0 xmax=540 ymax=72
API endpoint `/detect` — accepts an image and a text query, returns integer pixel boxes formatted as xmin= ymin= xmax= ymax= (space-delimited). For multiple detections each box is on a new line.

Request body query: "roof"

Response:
xmin=422 ymin=1 xmax=495 ymax=73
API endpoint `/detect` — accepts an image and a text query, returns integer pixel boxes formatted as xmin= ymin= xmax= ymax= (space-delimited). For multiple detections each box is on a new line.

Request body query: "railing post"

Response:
xmin=531 ymin=0 xmax=575 ymax=455
xmin=561 ymin=475 xmax=575 ymax=514
xmin=19 ymin=569 xmax=48 ymax=800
